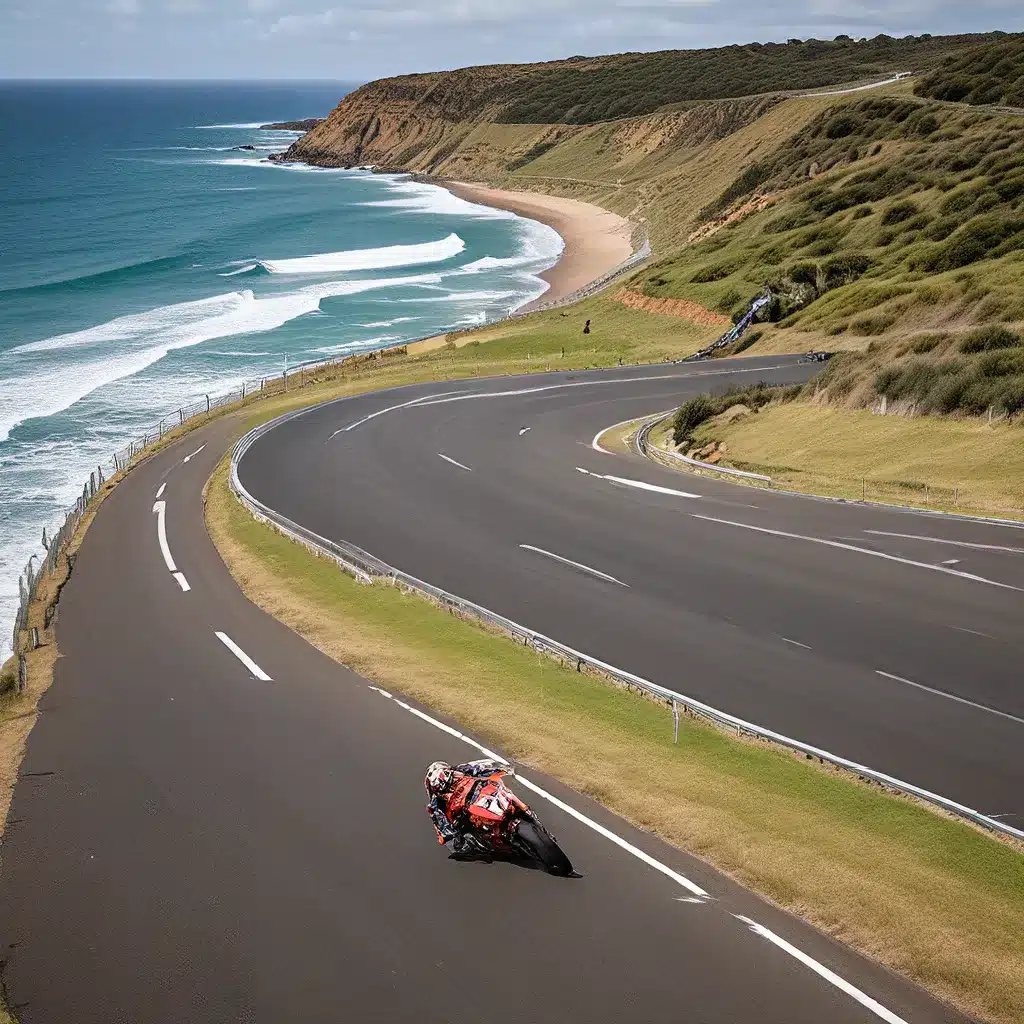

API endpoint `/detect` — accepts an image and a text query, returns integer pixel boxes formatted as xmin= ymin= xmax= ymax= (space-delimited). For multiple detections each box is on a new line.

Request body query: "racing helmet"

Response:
xmin=425 ymin=760 xmax=454 ymax=797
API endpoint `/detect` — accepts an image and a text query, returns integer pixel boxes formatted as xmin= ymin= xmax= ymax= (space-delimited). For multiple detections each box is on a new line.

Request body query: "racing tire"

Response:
xmin=515 ymin=820 xmax=573 ymax=876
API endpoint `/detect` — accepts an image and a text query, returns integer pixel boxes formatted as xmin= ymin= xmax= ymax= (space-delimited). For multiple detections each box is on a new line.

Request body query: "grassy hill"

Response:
xmin=286 ymin=34 xmax=1024 ymax=430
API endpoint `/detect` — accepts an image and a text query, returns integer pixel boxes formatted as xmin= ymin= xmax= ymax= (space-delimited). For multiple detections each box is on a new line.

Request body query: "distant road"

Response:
xmin=0 ymin=357 xmax=990 ymax=1022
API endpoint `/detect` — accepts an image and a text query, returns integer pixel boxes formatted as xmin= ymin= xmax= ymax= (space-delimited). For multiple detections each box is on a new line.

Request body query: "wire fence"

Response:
xmin=230 ymin=412 xmax=1023 ymax=843
xmin=7 ymin=236 xmax=653 ymax=671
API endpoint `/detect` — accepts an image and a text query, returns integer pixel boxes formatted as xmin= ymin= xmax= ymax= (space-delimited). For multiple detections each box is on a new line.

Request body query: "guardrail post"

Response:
xmin=206 ymin=395 xmax=210 ymax=413
xmin=31 ymin=627 xmax=40 ymax=650
xmin=672 ymin=699 xmax=680 ymax=744
xmin=42 ymin=527 xmax=49 ymax=550
xmin=18 ymin=655 xmax=28 ymax=693
xmin=89 ymin=472 xmax=96 ymax=498
xmin=179 ymin=408 xmax=184 ymax=425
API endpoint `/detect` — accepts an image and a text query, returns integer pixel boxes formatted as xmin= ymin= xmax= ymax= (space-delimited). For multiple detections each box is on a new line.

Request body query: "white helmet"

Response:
xmin=425 ymin=760 xmax=454 ymax=797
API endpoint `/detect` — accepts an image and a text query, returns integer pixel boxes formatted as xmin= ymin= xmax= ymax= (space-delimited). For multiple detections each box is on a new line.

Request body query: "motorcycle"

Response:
xmin=438 ymin=759 xmax=574 ymax=876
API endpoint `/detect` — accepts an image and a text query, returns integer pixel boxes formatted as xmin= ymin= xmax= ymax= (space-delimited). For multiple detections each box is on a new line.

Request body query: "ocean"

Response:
xmin=0 ymin=81 xmax=563 ymax=659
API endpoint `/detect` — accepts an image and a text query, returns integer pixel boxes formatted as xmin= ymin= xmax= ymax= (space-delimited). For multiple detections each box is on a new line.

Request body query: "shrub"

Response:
xmin=0 ymin=662 xmax=16 ymax=697
xmin=716 ymin=288 xmax=743 ymax=313
xmin=672 ymin=394 xmax=716 ymax=444
xmin=958 ymin=326 xmax=1022 ymax=353
xmin=910 ymin=333 xmax=946 ymax=354
xmin=852 ymin=312 xmax=897 ymax=335
xmin=851 ymin=205 xmax=873 ymax=219
xmin=881 ymin=200 xmax=919 ymax=226
xmin=826 ymin=115 xmax=861 ymax=139
xmin=978 ymin=350 xmax=1024 ymax=376
xmin=691 ymin=262 xmax=736 ymax=283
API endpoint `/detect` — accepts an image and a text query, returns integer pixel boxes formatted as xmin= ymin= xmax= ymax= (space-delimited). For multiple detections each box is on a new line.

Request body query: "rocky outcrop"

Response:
xmin=260 ymin=119 xmax=325 ymax=132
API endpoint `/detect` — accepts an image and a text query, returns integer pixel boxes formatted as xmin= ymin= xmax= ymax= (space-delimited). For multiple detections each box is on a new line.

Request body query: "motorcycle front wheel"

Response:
xmin=514 ymin=819 xmax=573 ymax=876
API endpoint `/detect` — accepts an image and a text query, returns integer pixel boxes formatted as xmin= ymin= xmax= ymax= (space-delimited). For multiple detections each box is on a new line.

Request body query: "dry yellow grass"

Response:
xmin=207 ymin=457 xmax=1024 ymax=1024
xmin=695 ymin=402 xmax=1024 ymax=517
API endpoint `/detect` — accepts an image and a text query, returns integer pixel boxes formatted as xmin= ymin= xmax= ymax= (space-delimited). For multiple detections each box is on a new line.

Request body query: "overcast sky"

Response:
xmin=2 ymin=1 xmax=1022 ymax=81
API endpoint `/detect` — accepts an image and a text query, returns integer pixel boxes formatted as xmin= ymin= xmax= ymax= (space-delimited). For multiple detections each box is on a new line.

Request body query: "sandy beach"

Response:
xmin=443 ymin=182 xmax=634 ymax=311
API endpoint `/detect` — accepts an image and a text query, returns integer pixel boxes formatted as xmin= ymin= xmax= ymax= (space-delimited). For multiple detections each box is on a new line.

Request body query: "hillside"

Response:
xmin=284 ymin=33 xmax=1024 ymax=427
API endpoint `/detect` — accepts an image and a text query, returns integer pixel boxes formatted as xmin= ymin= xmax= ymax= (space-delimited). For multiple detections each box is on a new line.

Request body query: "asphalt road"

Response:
xmin=0 ymin=357 xmax=996 ymax=1022
xmin=239 ymin=358 xmax=1024 ymax=829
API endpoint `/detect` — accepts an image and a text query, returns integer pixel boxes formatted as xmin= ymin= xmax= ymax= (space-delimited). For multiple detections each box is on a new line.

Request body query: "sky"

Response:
xmin=2 ymin=1 xmax=1023 ymax=81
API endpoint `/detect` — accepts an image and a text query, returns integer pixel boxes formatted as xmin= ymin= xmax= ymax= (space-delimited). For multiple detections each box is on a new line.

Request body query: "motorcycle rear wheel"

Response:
xmin=515 ymin=820 xmax=573 ymax=876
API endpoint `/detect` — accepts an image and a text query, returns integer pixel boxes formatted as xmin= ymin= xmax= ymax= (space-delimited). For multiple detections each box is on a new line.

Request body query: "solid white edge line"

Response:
xmin=214 ymin=631 xmax=272 ymax=681
xmin=438 ymin=453 xmax=472 ymax=472
xmin=173 ymin=572 xmax=191 ymax=592
xmin=578 ymin=466 xmax=700 ymax=500
xmin=864 ymin=530 xmax=1024 ymax=555
xmin=155 ymin=482 xmax=166 ymax=498
xmin=733 ymin=916 xmax=909 ymax=1024
xmin=152 ymin=500 xmax=177 ymax=573
xmin=182 ymin=444 xmax=206 ymax=464
xmin=337 ymin=390 xmax=464 ymax=435
xmin=781 ymin=637 xmax=811 ymax=650
xmin=689 ymin=513 xmax=1022 ymax=591
xmin=875 ymin=670 xmax=1024 ymax=726
xmin=365 ymin=685 xmax=709 ymax=897
xmin=519 ymin=543 xmax=629 ymax=587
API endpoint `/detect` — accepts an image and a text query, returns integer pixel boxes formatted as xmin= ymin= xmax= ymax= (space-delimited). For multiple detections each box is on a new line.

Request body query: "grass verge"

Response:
xmin=207 ymin=457 xmax=1023 ymax=1024
xmin=680 ymin=401 xmax=1024 ymax=518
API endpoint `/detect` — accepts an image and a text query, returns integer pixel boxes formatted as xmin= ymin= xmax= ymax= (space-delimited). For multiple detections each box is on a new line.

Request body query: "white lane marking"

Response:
xmin=438 ymin=453 xmax=472 ymax=472
xmin=733 ymin=915 xmax=909 ymax=1024
xmin=156 ymin=482 xmax=166 ymax=499
xmin=988 ymin=812 xmax=1016 ymax=819
xmin=342 ymin=368 xmax=787 ymax=436
xmin=215 ymin=631 xmax=272 ymax=681
xmin=950 ymin=625 xmax=993 ymax=639
xmin=690 ymin=514 xmax=1022 ymax=591
xmin=519 ymin=544 xmax=629 ymax=587
xmin=875 ymin=670 xmax=1024 ymax=726
xmin=940 ymin=558 xmax=961 ymax=566
xmin=182 ymin=444 xmax=206 ymax=463
xmin=519 ymin=426 xmax=531 ymax=435
xmin=366 ymin=685 xmax=709 ymax=897
xmin=577 ymin=466 xmax=700 ymax=500
xmin=335 ymin=390 xmax=463 ymax=436
xmin=864 ymin=530 xmax=1024 ymax=555
xmin=173 ymin=572 xmax=191 ymax=592
xmin=781 ymin=637 xmax=811 ymax=650
xmin=152 ymin=501 xmax=177 ymax=573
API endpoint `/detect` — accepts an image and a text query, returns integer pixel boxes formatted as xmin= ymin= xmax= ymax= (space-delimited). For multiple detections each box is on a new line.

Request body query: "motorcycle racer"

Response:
xmin=425 ymin=759 xmax=515 ymax=852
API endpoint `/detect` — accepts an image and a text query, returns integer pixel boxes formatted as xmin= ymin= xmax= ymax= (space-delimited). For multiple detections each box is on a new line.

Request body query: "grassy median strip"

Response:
xmin=207 ymin=458 xmax=1023 ymax=1024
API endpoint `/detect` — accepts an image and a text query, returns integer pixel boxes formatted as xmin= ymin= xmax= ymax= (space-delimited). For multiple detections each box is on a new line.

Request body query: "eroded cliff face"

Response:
xmin=280 ymin=68 xmax=783 ymax=184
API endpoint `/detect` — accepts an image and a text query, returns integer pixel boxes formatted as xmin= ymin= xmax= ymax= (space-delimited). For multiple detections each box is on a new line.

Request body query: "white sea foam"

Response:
xmin=259 ymin=234 xmax=465 ymax=275
xmin=359 ymin=316 xmax=421 ymax=328
xmin=361 ymin=179 xmax=516 ymax=219
xmin=1 ymin=272 xmax=442 ymax=442
xmin=192 ymin=122 xmax=268 ymax=129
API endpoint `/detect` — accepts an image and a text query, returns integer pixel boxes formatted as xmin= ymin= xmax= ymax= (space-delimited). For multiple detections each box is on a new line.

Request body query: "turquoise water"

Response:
xmin=0 ymin=82 xmax=562 ymax=656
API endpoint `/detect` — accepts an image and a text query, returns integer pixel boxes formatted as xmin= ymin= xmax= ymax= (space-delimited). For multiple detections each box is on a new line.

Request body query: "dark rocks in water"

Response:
xmin=259 ymin=118 xmax=325 ymax=132
xmin=232 ymin=144 xmax=258 ymax=151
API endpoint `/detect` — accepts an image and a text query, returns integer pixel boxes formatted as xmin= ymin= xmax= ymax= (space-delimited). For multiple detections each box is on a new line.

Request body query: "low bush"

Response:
xmin=691 ymin=262 xmax=736 ymax=283
xmin=910 ymin=333 xmax=947 ymax=354
xmin=851 ymin=313 xmax=898 ymax=335
xmin=958 ymin=325 xmax=1023 ymax=352
xmin=882 ymin=200 xmax=919 ymax=225
xmin=671 ymin=382 xmax=787 ymax=445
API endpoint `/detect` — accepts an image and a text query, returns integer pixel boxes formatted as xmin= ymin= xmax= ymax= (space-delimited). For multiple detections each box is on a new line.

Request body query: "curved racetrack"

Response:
xmin=0 ymin=356 xmax=1013 ymax=1023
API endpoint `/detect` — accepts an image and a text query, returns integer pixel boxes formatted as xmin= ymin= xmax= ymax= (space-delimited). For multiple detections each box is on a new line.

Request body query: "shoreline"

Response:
xmin=441 ymin=181 xmax=634 ymax=312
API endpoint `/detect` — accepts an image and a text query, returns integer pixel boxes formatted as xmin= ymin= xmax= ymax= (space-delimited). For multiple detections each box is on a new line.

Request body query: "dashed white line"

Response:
xmin=864 ymin=530 xmax=1024 ymax=555
xmin=940 ymin=558 xmax=961 ymax=566
xmin=365 ymin=684 xmax=708 ymax=896
xmin=215 ymin=631 xmax=272 ymax=681
xmin=781 ymin=637 xmax=811 ymax=650
xmin=519 ymin=426 xmax=531 ymax=436
xmin=155 ymin=482 xmax=166 ymax=499
xmin=689 ymin=514 xmax=1022 ymax=591
xmin=173 ymin=572 xmax=191 ymax=592
xmin=577 ymin=466 xmax=700 ymax=500
xmin=438 ymin=453 xmax=472 ymax=472
xmin=182 ymin=444 xmax=206 ymax=464
xmin=875 ymin=670 xmax=1024 ymax=725
xmin=733 ymin=915 xmax=909 ymax=1024
xmin=950 ymin=625 xmax=993 ymax=639
xmin=152 ymin=501 xmax=177 ymax=573
xmin=519 ymin=544 xmax=629 ymax=587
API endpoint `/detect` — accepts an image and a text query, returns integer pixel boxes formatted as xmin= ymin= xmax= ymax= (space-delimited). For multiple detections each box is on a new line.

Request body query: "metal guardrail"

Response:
xmin=635 ymin=417 xmax=773 ymax=483
xmin=230 ymin=410 xmax=1024 ymax=843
